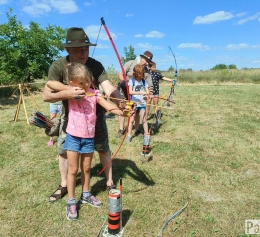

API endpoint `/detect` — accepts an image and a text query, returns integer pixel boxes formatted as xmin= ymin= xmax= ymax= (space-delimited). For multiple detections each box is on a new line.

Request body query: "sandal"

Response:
xmin=49 ymin=185 xmax=67 ymax=202
xmin=106 ymin=184 xmax=117 ymax=191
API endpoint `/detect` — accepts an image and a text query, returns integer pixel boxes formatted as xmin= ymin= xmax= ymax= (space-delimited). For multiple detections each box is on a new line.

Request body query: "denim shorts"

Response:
xmin=57 ymin=114 xmax=109 ymax=155
xmin=136 ymin=105 xmax=146 ymax=111
xmin=64 ymin=133 xmax=94 ymax=154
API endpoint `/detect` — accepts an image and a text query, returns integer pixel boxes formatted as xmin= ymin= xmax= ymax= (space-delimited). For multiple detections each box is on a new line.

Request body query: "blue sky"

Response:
xmin=0 ymin=0 xmax=260 ymax=72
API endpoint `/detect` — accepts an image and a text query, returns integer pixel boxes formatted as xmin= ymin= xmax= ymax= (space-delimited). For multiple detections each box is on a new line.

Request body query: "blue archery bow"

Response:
xmin=167 ymin=46 xmax=178 ymax=106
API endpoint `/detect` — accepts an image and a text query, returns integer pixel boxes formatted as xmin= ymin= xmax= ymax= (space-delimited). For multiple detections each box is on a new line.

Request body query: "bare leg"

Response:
xmin=127 ymin=115 xmax=135 ymax=136
xmin=80 ymin=153 xmax=93 ymax=192
xmin=99 ymin=151 xmax=114 ymax=186
xmin=134 ymin=112 xmax=140 ymax=131
xmin=49 ymin=153 xmax=68 ymax=202
xmin=59 ymin=153 xmax=68 ymax=187
xmin=153 ymin=97 xmax=159 ymax=114
xmin=118 ymin=116 xmax=125 ymax=130
xmin=145 ymin=97 xmax=152 ymax=120
xmin=140 ymin=110 xmax=149 ymax=134
xmin=67 ymin=151 xmax=79 ymax=199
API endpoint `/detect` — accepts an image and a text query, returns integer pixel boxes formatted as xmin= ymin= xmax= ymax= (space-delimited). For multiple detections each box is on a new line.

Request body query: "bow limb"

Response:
xmin=157 ymin=198 xmax=189 ymax=237
xmin=169 ymin=46 xmax=178 ymax=74
xmin=167 ymin=46 xmax=178 ymax=106
xmin=98 ymin=17 xmax=131 ymax=175
xmin=100 ymin=17 xmax=130 ymax=102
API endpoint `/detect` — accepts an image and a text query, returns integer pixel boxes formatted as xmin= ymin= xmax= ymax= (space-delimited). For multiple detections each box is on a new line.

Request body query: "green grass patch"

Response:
xmin=1 ymin=83 xmax=260 ymax=236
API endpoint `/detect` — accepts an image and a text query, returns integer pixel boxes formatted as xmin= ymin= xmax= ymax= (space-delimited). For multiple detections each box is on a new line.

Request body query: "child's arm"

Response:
xmin=97 ymin=96 xmax=124 ymax=116
xmin=143 ymin=85 xmax=150 ymax=101
xmin=47 ymin=81 xmax=70 ymax=91
xmin=129 ymin=86 xmax=146 ymax=96
xmin=162 ymin=76 xmax=173 ymax=82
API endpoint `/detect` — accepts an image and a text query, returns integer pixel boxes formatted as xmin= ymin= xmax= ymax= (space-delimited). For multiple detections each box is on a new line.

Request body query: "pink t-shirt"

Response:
xmin=66 ymin=88 xmax=101 ymax=138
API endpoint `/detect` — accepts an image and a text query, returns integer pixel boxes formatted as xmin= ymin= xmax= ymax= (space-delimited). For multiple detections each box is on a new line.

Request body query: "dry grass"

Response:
xmin=162 ymin=69 xmax=260 ymax=84
xmin=0 ymin=83 xmax=259 ymax=237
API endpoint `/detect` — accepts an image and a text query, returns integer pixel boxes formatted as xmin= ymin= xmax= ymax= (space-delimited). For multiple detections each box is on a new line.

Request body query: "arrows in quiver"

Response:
xmin=29 ymin=111 xmax=61 ymax=137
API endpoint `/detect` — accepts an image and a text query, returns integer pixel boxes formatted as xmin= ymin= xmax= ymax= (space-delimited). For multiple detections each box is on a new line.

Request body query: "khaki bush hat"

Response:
xmin=140 ymin=51 xmax=154 ymax=64
xmin=61 ymin=27 xmax=96 ymax=47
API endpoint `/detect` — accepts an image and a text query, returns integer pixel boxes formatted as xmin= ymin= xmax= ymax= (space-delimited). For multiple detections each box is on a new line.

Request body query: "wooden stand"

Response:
xmin=10 ymin=83 xmax=39 ymax=125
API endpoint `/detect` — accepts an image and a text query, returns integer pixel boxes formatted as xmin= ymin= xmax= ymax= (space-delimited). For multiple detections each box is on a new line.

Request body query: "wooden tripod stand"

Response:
xmin=9 ymin=83 xmax=39 ymax=125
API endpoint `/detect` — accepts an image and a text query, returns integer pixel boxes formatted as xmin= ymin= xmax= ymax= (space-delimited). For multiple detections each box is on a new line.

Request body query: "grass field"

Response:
xmin=0 ymin=82 xmax=259 ymax=237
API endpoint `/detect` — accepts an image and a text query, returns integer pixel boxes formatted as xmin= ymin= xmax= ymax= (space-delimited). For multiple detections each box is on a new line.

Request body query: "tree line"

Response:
xmin=0 ymin=9 xmax=66 ymax=85
xmin=1 ymin=9 xmax=247 ymax=86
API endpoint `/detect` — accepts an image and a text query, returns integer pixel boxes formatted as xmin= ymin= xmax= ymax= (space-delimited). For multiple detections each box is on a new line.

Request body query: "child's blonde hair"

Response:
xmin=66 ymin=62 xmax=93 ymax=86
xmin=133 ymin=64 xmax=145 ymax=80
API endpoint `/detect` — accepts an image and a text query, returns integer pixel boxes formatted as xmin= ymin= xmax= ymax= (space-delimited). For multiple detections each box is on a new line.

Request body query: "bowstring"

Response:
xmin=92 ymin=22 xmax=103 ymax=58
xmin=90 ymin=22 xmax=107 ymax=173
xmin=164 ymin=46 xmax=178 ymax=106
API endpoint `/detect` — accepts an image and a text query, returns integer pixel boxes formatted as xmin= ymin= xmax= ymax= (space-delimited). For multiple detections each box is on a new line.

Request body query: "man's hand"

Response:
xmin=69 ymin=87 xmax=85 ymax=100
xmin=120 ymin=101 xmax=135 ymax=117
xmin=118 ymin=100 xmax=126 ymax=110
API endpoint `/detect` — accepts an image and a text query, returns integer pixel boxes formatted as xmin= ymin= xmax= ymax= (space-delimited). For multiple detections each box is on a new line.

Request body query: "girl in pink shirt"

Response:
xmin=47 ymin=62 xmax=124 ymax=220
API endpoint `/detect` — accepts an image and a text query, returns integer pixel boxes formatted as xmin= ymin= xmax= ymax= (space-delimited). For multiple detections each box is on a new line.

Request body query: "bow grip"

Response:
xmin=125 ymin=102 xmax=134 ymax=117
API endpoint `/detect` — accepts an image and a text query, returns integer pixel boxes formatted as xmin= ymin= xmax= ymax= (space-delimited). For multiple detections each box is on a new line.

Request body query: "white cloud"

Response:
xmin=22 ymin=3 xmax=51 ymax=17
xmin=49 ymin=0 xmax=78 ymax=14
xmin=134 ymin=34 xmax=143 ymax=38
xmin=236 ymin=12 xmax=260 ymax=25
xmin=126 ymin=13 xmax=133 ymax=17
xmin=22 ymin=0 xmax=78 ymax=16
xmin=0 ymin=0 xmax=8 ymax=5
xmin=85 ymin=25 xmax=117 ymax=41
xmin=178 ymin=43 xmax=210 ymax=51
xmin=84 ymin=1 xmax=95 ymax=6
xmin=145 ymin=31 xmax=165 ymax=38
xmin=226 ymin=43 xmax=260 ymax=50
xmin=236 ymin=12 xmax=247 ymax=17
xmin=226 ymin=43 xmax=249 ymax=50
xmin=193 ymin=11 xmax=234 ymax=24
xmin=136 ymin=43 xmax=163 ymax=50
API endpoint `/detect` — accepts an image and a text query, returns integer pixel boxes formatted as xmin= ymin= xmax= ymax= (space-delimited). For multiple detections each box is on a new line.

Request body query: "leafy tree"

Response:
xmin=211 ymin=64 xmax=228 ymax=70
xmin=0 ymin=8 xmax=66 ymax=85
xmin=106 ymin=64 xmax=118 ymax=86
xmin=121 ymin=45 xmax=136 ymax=64
xmin=168 ymin=65 xmax=175 ymax=71
xmin=211 ymin=64 xmax=237 ymax=70
xmin=228 ymin=64 xmax=237 ymax=69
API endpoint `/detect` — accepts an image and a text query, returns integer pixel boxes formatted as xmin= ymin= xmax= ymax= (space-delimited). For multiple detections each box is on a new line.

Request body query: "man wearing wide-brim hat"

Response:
xmin=140 ymin=51 xmax=155 ymax=65
xmin=42 ymin=27 xmax=128 ymax=202
xmin=117 ymin=50 xmax=154 ymax=137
